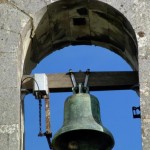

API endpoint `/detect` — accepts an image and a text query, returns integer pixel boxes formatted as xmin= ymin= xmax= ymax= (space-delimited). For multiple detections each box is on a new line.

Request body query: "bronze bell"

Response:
xmin=52 ymin=93 xmax=115 ymax=150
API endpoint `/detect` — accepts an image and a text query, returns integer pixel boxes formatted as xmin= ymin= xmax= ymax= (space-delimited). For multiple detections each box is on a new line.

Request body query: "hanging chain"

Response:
xmin=38 ymin=99 xmax=43 ymax=136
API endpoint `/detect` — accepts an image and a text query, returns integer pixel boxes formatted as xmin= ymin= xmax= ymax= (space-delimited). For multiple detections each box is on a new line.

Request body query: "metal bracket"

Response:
xmin=69 ymin=69 xmax=90 ymax=94
xmin=38 ymin=131 xmax=53 ymax=149
xmin=132 ymin=106 xmax=141 ymax=119
xmin=83 ymin=69 xmax=90 ymax=93
xmin=69 ymin=69 xmax=77 ymax=93
xmin=33 ymin=74 xmax=49 ymax=99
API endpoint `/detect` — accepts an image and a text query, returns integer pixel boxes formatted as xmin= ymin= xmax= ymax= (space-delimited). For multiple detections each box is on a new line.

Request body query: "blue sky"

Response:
xmin=24 ymin=45 xmax=141 ymax=150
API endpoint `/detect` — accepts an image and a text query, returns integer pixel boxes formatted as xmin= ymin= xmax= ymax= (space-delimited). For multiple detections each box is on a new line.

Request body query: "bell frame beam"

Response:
xmin=22 ymin=71 xmax=138 ymax=93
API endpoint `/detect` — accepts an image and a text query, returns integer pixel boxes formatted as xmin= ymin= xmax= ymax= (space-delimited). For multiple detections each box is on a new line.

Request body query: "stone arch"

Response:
xmin=22 ymin=2 xmax=140 ymax=147
xmin=2 ymin=1 xmax=150 ymax=150
xmin=23 ymin=0 xmax=138 ymax=74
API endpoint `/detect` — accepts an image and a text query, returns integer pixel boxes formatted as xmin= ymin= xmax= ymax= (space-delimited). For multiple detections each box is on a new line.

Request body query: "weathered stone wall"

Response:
xmin=0 ymin=0 xmax=150 ymax=149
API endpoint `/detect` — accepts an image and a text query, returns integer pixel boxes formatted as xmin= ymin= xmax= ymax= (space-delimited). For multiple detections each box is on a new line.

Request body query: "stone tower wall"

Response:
xmin=0 ymin=0 xmax=150 ymax=149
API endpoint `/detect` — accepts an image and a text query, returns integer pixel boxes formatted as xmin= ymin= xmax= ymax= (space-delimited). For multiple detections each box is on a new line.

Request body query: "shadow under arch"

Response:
xmin=23 ymin=0 xmax=138 ymax=74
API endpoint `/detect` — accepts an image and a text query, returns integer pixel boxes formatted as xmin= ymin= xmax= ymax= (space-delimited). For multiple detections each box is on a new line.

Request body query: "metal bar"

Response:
xmin=84 ymin=69 xmax=90 ymax=88
xmin=69 ymin=70 xmax=77 ymax=88
xmin=44 ymin=96 xmax=51 ymax=134
xmin=44 ymin=95 xmax=53 ymax=149
xmin=45 ymin=135 xmax=53 ymax=149
xmin=22 ymin=71 xmax=139 ymax=93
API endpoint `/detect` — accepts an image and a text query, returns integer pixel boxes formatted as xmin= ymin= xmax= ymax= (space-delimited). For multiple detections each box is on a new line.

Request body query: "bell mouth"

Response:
xmin=52 ymin=129 xmax=114 ymax=150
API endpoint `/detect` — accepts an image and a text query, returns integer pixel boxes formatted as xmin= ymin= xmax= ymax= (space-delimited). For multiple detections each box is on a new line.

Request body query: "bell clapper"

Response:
xmin=68 ymin=141 xmax=79 ymax=150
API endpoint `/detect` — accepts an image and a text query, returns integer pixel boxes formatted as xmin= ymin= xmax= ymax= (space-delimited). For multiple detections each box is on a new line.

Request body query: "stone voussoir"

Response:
xmin=0 ymin=2 xmax=31 ymax=34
